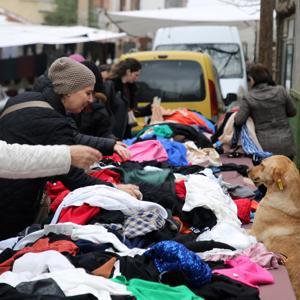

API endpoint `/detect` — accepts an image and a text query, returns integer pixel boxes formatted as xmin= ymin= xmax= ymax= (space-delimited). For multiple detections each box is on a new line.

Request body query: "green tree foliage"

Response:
xmin=44 ymin=0 xmax=78 ymax=25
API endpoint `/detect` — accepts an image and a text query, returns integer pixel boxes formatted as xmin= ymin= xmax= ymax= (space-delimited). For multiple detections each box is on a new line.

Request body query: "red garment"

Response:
xmin=175 ymin=180 xmax=186 ymax=200
xmin=90 ymin=169 xmax=121 ymax=184
xmin=46 ymin=181 xmax=68 ymax=201
xmin=47 ymin=170 xmax=121 ymax=213
xmin=164 ymin=109 xmax=207 ymax=127
xmin=50 ymin=190 xmax=70 ymax=212
xmin=233 ymin=198 xmax=252 ymax=224
xmin=59 ymin=204 xmax=101 ymax=225
xmin=0 ymin=237 xmax=78 ymax=274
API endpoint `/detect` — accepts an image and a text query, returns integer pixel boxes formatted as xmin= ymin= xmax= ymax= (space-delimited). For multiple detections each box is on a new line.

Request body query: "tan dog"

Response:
xmin=248 ymin=155 xmax=300 ymax=299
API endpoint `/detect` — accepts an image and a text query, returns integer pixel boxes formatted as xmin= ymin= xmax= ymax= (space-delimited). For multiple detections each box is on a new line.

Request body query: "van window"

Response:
xmin=134 ymin=60 xmax=205 ymax=103
xmin=156 ymin=43 xmax=243 ymax=79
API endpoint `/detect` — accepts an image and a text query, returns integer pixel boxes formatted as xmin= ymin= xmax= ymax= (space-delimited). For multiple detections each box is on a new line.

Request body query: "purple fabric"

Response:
xmin=69 ymin=54 xmax=85 ymax=62
xmin=128 ymin=140 xmax=168 ymax=162
xmin=242 ymin=242 xmax=282 ymax=269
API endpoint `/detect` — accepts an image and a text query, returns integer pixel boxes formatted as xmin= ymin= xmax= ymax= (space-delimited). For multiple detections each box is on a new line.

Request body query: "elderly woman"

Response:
xmin=0 ymin=57 xmax=140 ymax=239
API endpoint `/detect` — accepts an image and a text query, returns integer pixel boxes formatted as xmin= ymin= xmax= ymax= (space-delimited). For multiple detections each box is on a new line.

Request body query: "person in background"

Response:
xmin=105 ymin=58 xmax=142 ymax=139
xmin=68 ymin=60 xmax=131 ymax=160
xmin=0 ymin=142 xmax=102 ymax=179
xmin=68 ymin=53 xmax=85 ymax=63
xmin=0 ymin=57 xmax=141 ymax=239
xmin=234 ymin=63 xmax=297 ymax=159
xmin=99 ymin=64 xmax=111 ymax=82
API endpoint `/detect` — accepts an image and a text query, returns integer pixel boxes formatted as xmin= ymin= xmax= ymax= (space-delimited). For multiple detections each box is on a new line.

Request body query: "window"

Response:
xmin=156 ymin=43 xmax=244 ymax=78
xmin=134 ymin=60 xmax=205 ymax=103
xmin=284 ymin=44 xmax=294 ymax=89
xmin=281 ymin=17 xmax=295 ymax=89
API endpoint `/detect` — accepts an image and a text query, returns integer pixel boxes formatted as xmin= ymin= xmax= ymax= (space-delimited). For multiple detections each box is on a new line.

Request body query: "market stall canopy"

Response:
xmin=0 ymin=24 xmax=126 ymax=48
xmin=106 ymin=0 xmax=260 ymax=37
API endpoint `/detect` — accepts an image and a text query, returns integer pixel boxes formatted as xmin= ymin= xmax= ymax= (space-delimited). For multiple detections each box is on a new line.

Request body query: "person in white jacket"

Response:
xmin=0 ymin=141 xmax=102 ymax=179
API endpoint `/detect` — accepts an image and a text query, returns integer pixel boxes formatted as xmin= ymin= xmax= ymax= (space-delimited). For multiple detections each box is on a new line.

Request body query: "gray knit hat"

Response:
xmin=48 ymin=57 xmax=96 ymax=95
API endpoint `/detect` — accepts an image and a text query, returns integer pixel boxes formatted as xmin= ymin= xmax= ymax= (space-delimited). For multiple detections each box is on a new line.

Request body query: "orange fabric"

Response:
xmin=251 ymin=200 xmax=259 ymax=212
xmin=163 ymin=109 xmax=207 ymax=127
xmin=91 ymin=257 xmax=117 ymax=278
xmin=0 ymin=237 xmax=78 ymax=274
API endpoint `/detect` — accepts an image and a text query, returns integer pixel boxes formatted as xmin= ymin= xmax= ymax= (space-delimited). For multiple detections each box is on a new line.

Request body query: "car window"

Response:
xmin=134 ymin=60 xmax=205 ymax=103
xmin=156 ymin=43 xmax=243 ymax=79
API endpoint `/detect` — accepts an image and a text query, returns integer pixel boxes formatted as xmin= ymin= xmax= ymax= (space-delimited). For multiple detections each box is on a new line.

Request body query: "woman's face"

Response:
xmin=123 ymin=69 xmax=141 ymax=83
xmin=62 ymin=86 xmax=94 ymax=113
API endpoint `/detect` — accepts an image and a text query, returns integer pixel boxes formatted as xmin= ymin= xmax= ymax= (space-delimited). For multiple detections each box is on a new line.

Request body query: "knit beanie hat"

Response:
xmin=48 ymin=57 xmax=96 ymax=95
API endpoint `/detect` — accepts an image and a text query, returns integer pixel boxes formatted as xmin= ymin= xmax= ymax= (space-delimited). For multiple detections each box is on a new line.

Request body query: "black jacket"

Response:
xmin=0 ymin=85 xmax=112 ymax=239
xmin=105 ymin=79 xmax=137 ymax=139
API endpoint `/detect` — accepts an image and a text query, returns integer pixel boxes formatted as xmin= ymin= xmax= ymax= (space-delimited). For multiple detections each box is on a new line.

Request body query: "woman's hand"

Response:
xmin=70 ymin=145 xmax=102 ymax=169
xmin=115 ymin=184 xmax=142 ymax=199
xmin=113 ymin=141 xmax=131 ymax=160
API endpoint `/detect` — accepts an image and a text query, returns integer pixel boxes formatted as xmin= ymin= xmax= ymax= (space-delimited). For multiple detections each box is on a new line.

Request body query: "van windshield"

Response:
xmin=134 ymin=60 xmax=205 ymax=103
xmin=156 ymin=43 xmax=243 ymax=79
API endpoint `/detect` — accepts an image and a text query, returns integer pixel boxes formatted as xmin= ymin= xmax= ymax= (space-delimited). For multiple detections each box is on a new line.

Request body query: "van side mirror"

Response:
xmin=224 ymin=93 xmax=237 ymax=106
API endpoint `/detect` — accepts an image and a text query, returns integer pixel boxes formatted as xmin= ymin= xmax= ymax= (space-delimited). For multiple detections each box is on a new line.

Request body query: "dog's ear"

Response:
xmin=272 ymin=167 xmax=285 ymax=191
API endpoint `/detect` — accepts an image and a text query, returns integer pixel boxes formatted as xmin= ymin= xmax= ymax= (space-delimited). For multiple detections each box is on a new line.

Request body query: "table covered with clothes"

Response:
xmin=0 ymin=109 xmax=296 ymax=300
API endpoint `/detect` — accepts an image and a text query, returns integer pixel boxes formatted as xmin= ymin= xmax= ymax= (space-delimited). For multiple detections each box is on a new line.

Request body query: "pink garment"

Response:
xmin=69 ymin=53 xmax=85 ymax=62
xmin=128 ymin=140 xmax=168 ymax=162
xmin=241 ymin=242 xmax=282 ymax=269
xmin=213 ymin=255 xmax=274 ymax=288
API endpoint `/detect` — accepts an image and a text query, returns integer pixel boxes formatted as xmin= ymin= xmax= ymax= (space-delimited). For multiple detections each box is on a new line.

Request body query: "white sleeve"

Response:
xmin=0 ymin=141 xmax=71 ymax=179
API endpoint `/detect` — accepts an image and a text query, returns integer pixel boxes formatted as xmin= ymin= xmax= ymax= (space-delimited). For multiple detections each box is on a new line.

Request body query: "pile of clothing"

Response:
xmin=0 ymin=111 xmax=281 ymax=300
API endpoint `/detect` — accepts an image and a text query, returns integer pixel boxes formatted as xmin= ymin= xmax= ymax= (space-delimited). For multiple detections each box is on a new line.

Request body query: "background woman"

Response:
xmin=105 ymin=58 xmax=142 ymax=139
xmin=234 ymin=63 xmax=297 ymax=159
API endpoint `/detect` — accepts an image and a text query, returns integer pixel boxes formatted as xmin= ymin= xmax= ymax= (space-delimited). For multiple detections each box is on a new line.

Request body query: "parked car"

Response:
xmin=121 ymin=50 xmax=236 ymax=129
xmin=152 ymin=26 xmax=248 ymax=99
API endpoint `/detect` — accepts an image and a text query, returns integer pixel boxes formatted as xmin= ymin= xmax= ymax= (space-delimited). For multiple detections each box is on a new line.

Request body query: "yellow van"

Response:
xmin=121 ymin=51 xmax=228 ymax=129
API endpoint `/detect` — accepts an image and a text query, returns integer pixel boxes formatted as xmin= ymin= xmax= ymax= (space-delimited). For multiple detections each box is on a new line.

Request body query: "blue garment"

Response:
xmin=144 ymin=241 xmax=212 ymax=288
xmin=193 ymin=112 xmax=216 ymax=134
xmin=123 ymin=137 xmax=137 ymax=146
xmin=241 ymin=126 xmax=272 ymax=159
xmin=157 ymin=137 xmax=188 ymax=167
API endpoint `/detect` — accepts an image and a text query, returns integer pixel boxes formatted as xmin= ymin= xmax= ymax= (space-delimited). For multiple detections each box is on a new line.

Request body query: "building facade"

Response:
xmin=275 ymin=0 xmax=300 ymax=166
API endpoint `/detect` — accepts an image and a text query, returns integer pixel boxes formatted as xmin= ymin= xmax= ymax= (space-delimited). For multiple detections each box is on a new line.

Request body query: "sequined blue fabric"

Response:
xmin=144 ymin=240 xmax=212 ymax=287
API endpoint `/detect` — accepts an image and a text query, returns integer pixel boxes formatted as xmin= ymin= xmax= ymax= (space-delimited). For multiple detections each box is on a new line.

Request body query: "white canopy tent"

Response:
xmin=0 ymin=24 xmax=126 ymax=48
xmin=106 ymin=0 xmax=260 ymax=37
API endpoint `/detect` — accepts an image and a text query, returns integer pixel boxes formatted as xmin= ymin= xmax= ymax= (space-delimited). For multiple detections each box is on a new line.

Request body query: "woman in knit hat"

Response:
xmin=68 ymin=60 xmax=131 ymax=160
xmin=0 ymin=57 xmax=141 ymax=239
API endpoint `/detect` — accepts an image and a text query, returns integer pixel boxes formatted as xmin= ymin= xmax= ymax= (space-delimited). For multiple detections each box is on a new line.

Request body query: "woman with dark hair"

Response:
xmin=105 ymin=58 xmax=142 ymax=139
xmin=235 ymin=63 xmax=297 ymax=158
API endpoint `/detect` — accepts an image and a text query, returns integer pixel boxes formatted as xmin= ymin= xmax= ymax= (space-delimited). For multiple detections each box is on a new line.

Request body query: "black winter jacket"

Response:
xmin=105 ymin=79 xmax=137 ymax=139
xmin=0 ymin=86 xmax=112 ymax=239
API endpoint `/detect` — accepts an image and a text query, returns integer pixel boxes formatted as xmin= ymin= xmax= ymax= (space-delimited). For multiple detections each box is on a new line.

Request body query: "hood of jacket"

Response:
xmin=250 ymin=83 xmax=281 ymax=101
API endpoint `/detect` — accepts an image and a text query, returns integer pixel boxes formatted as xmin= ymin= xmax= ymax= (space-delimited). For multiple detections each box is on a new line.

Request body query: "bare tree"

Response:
xmin=258 ymin=0 xmax=274 ymax=70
